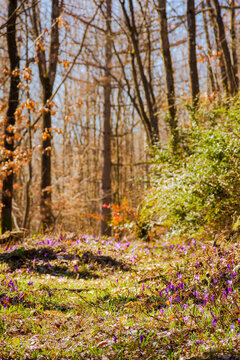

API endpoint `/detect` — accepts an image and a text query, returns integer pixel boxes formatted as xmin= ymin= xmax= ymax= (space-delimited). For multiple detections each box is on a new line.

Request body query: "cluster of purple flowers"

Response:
xmin=0 ymin=278 xmax=29 ymax=308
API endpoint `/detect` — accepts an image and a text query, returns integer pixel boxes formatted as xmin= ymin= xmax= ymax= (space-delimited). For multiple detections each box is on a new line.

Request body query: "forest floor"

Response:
xmin=0 ymin=232 xmax=239 ymax=359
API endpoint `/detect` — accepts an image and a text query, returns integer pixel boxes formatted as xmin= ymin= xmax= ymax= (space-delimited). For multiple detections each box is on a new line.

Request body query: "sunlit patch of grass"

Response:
xmin=0 ymin=234 xmax=239 ymax=358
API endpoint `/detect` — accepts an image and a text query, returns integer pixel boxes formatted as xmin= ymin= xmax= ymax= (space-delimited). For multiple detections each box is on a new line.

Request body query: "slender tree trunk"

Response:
xmin=32 ymin=0 xmax=62 ymax=230
xmin=23 ymin=105 xmax=33 ymax=229
xmin=201 ymin=0 xmax=216 ymax=94
xmin=1 ymin=0 xmax=20 ymax=233
xmin=229 ymin=0 xmax=239 ymax=89
xmin=211 ymin=0 xmax=238 ymax=95
xmin=115 ymin=88 xmax=121 ymax=205
xmin=23 ymin=5 xmax=33 ymax=229
xmin=101 ymin=0 xmax=112 ymax=236
xmin=206 ymin=0 xmax=228 ymax=94
xmin=119 ymin=0 xmax=159 ymax=145
xmin=41 ymin=79 xmax=53 ymax=228
xmin=157 ymin=0 xmax=178 ymax=153
xmin=187 ymin=0 xmax=200 ymax=109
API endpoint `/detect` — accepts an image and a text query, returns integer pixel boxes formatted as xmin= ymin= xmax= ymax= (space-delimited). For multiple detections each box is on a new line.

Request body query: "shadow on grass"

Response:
xmin=0 ymin=247 xmax=129 ymax=279
xmin=81 ymin=251 xmax=130 ymax=271
xmin=1 ymin=286 xmax=95 ymax=313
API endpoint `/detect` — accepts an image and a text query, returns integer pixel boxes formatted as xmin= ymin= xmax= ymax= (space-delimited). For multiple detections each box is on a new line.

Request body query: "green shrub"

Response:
xmin=142 ymin=101 xmax=240 ymax=236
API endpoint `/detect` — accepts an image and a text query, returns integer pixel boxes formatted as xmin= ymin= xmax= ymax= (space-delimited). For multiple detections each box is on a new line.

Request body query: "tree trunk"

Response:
xmin=1 ymin=0 xmax=20 ymax=233
xmin=23 ymin=5 xmax=33 ymax=229
xmin=187 ymin=0 xmax=200 ymax=109
xmin=211 ymin=0 xmax=238 ymax=95
xmin=40 ymin=78 xmax=53 ymax=229
xmin=201 ymin=0 xmax=216 ymax=94
xmin=101 ymin=0 xmax=112 ymax=236
xmin=229 ymin=0 xmax=239 ymax=89
xmin=157 ymin=0 xmax=179 ymax=153
xmin=206 ymin=0 xmax=228 ymax=94
xmin=206 ymin=0 xmax=229 ymax=93
xmin=32 ymin=0 xmax=62 ymax=230
xmin=119 ymin=0 xmax=159 ymax=145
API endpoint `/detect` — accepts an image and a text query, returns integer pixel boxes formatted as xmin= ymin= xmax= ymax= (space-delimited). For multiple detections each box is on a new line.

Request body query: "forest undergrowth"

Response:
xmin=0 ymin=231 xmax=239 ymax=359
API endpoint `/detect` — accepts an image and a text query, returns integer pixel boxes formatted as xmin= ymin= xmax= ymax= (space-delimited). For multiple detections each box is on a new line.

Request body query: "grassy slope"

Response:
xmin=0 ymin=233 xmax=239 ymax=359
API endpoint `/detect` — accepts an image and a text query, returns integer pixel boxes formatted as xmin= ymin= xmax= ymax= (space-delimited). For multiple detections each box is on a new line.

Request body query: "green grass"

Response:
xmin=0 ymin=233 xmax=239 ymax=359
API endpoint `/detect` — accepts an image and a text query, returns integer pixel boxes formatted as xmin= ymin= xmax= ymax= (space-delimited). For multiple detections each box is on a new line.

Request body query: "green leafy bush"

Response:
xmin=142 ymin=101 xmax=240 ymax=236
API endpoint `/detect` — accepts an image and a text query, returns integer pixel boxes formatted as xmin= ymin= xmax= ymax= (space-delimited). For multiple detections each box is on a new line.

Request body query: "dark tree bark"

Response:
xmin=229 ymin=0 xmax=239 ymax=89
xmin=211 ymin=0 xmax=238 ymax=95
xmin=187 ymin=0 xmax=200 ymax=109
xmin=119 ymin=0 xmax=159 ymax=145
xmin=201 ymin=0 xmax=217 ymax=94
xmin=1 ymin=0 xmax=20 ymax=233
xmin=206 ymin=0 xmax=228 ymax=93
xmin=32 ymin=0 xmax=62 ymax=230
xmin=23 ymin=4 xmax=33 ymax=229
xmin=157 ymin=0 xmax=179 ymax=153
xmin=101 ymin=0 xmax=112 ymax=236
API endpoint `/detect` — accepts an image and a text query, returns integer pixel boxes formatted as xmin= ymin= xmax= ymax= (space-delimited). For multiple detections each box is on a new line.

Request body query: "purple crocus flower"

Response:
xmin=139 ymin=335 xmax=144 ymax=344
xmin=212 ymin=318 xmax=217 ymax=327
xmin=178 ymin=282 xmax=185 ymax=290
xmin=168 ymin=283 xmax=175 ymax=291
xmin=203 ymin=293 xmax=209 ymax=306
xmin=210 ymin=311 xmax=217 ymax=327
xmin=195 ymin=291 xmax=200 ymax=299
